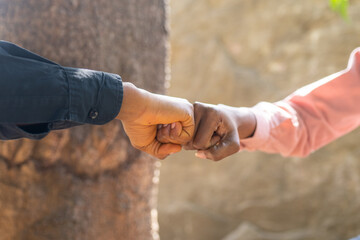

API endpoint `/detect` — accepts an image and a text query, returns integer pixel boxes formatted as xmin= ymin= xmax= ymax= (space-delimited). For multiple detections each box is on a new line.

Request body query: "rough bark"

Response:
xmin=0 ymin=0 xmax=167 ymax=239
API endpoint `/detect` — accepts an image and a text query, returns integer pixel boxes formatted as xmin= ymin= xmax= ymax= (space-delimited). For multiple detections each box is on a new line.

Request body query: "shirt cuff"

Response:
xmin=62 ymin=67 xmax=123 ymax=125
xmin=0 ymin=124 xmax=49 ymax=140
xmin=240 ymin=102 xmax=271 ymax=151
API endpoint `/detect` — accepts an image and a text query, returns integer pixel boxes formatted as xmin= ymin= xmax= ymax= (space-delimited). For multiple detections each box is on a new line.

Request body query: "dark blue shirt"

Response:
xmin=0 ymin=41 xmax=123 ymax=140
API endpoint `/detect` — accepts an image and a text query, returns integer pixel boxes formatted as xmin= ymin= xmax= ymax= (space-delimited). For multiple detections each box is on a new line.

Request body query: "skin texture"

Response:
xmin=117 ymin=82 xmax=195 ymax=159
xmin=157 ymin=102 xmax=257 ymax=161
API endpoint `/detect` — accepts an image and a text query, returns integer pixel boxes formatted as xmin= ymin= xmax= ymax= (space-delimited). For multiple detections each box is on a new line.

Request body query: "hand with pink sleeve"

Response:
xmin=157 ymin=103 xmax=256 ymax=161
xmin=157 ymin=48 xmax=360 ymax=160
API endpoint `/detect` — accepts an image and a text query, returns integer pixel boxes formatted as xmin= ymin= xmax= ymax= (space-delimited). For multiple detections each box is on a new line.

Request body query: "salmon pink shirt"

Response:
xmin=240 ymin=48 xmax=360 ymax=157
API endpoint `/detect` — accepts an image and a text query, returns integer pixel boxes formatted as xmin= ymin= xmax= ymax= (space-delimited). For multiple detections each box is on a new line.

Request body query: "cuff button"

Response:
xmin=88 ymin=109 xmax=99 ymax=120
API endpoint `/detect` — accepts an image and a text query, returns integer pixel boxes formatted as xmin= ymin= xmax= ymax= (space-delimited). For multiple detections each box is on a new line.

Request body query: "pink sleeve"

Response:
xmin=240 ymin=48 xmax=360 ymax=157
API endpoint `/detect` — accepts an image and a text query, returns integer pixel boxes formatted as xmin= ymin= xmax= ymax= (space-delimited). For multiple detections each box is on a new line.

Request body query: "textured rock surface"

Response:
xmin=159 ymin=0 xmax=360 ymax=240
xmin=0 ymin=0 xmax=167 ymax=239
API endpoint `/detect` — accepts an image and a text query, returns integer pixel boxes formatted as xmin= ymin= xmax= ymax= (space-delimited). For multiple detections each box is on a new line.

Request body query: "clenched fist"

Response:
xmin=116 ymin=83 xmax=194 ymax=159
xmin=157 ymin=102 xmax=256 ymax=161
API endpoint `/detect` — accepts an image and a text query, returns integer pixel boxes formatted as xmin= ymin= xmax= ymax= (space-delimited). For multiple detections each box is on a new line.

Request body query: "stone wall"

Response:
xmin=159 ymin=0 xmax=360 ymax=239
xmin=0 ymin=1 xmax=167 ymax=239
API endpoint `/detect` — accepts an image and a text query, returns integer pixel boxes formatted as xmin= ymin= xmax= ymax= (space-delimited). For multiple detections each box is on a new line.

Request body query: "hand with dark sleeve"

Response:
xmin=117 ymin=83 xmax=194 ymax=159
xmin=0 ymin=40 xmax=123 ymax=139
xmin=0 ymin=41 xmax=194 ymax=159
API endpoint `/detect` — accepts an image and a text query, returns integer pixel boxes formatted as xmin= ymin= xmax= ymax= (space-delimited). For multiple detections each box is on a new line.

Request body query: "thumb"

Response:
xmin=159 ymin=143 xmax=182 ymax=156
xmin=150 ymin=141 xmax=182 ymax=159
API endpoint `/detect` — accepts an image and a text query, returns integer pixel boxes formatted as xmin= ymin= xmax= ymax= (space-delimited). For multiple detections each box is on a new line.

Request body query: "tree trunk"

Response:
xmin=0 ymin=0 xmax=167 ymax=239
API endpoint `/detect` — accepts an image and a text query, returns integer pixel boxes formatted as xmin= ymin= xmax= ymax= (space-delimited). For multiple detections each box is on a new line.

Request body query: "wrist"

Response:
xmin=116 ymin=82 xmax=149 ymax=122
xmin=216 ymin=105 xmax=256 ymax=139
xmin=234 ymin=107 xmax=257 ymax=139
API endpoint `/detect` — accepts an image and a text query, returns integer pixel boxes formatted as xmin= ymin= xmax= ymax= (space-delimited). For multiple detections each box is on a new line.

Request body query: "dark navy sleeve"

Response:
xmin=0 ymin=41 xmax=123 ymax=140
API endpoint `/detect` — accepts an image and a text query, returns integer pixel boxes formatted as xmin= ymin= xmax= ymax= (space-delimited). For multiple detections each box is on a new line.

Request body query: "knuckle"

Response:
xmin=229 ymin=138 xmax=241 ymax=152
xmin=182 ymin=98 xmax=191 ymax=104
xmin=204 ymin=106 xmax=218 ymax=119
xmin=193 ymin=102 xmax=201 ymax=107
xmin=194 ymin=102 xmax=205 ymax=112
xmin=232 ymin=141 xmax=241 ymax=151
xmin=193 ymin=102 xmax=200 ymax=110
xmin=207 ymin=106 xmax=217 ymax=114
xmin=168 ymin=133 xmax=175 ymax=140
xmin=133 ymin=143 xmax=143 ymax=151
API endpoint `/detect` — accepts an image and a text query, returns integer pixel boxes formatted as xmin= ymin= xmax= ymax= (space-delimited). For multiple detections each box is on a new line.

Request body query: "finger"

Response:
xmin=193 ymin=102 xmax=205 ymax=137
xmin=151 ymin=95 xmax=195 ymax=143
xmin=158 ymin=119 xmax=193 ymax=146
xmin=183 ymin=102 xmax=208 ymax=150
xmin=192 ymin=112 xmax=220 ymax=150
xmin=176 ymin=103 xmax=195 ymax=145
xmin=187 ymin=133 xmax=221 ymax=150
xmin=169 ymin=122 xmax=183 ymax=142
xmin=145 ymin=136 xmax=182 ymax=159
xmin=195 ymin=131 xmax=240 ymax=161
xmin=165 ymin=121 xmax=192 ymax=145
xmin=156 ymin=124 xmax=171 ymax=143
xmin=210 ymin=134 xmax=221 ymax=147
xmin=157 ymin=122 xmax=184 ymax=144
xmin=177 ymin=123 xmax=194 ymax=145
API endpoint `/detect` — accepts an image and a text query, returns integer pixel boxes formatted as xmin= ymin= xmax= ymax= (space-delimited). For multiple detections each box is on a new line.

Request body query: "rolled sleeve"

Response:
xmin=62 ymin=67 xmax=123 ymax=126
xmin=0 ymin=41 xmax=123 ymax=140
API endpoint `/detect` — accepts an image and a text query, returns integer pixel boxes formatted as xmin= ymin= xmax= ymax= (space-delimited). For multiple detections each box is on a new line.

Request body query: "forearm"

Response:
xmin=0 ymin=41 xmax=123 ymax=140
xmin=116 ymin=82 xmax=149 ymax=122
xmin=240 ymin=48 xmax=360 ymax=157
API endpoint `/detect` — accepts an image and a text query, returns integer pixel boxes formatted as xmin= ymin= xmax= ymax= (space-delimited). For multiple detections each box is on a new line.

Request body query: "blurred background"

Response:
xmin=159 ymin=0 xmax=360 ymax=240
